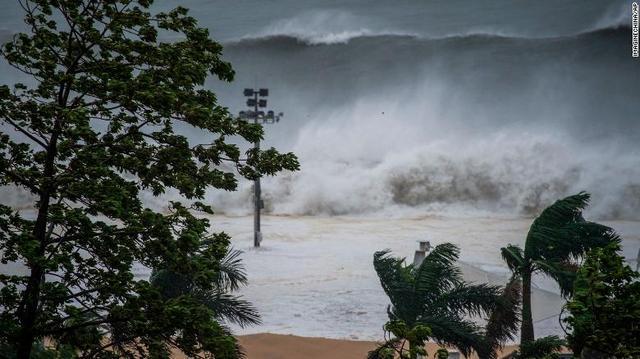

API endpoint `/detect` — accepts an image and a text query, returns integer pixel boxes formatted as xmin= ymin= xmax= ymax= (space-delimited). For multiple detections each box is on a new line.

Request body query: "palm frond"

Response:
xmin=414 ymin=243 xmax=462 ymax=299
xmin=198 ymin=292 xmax=261 ymax=328
xmin=532 ymin=259 xmax=578 ymax=298
xmin=558 ymin=222 xmax=620 ymax=259
xmin=525 ymin=192 xmax=590 ymax=255
xmin=485 ymin=276 xmax=521 ymax=346
xmin=429 ymin=283 xmax=502 ymax=318
xmin=531 ymin=192 xmax=591 ymax=228
xmin=373 ymin=250 xmax=417 ymax=322
xmin=217 ymin=249 xmax=248 ymax=292
xmin=500 ymin=245 xmax=525 ymax=275
xmin=423 ymin=315 xmax=491 ymax=359
xmin=525 ymin=192 xmax=619 ymax=260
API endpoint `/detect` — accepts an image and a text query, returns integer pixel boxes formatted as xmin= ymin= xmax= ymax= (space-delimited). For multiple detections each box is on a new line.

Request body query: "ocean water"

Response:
xmin=2 ymin=0 xmax=640 ymax=341
xmin=210 ymin=215 xmax=640 ymax=340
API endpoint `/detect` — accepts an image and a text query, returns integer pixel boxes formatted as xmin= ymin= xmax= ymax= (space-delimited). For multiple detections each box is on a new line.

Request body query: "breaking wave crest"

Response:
xmin=235 ymin=9 xmax=417 ymax=45
xmin=232 ymin=7 xmax=631 ymax=47
xmin=216 ymin=131 xmax=640 ymax=220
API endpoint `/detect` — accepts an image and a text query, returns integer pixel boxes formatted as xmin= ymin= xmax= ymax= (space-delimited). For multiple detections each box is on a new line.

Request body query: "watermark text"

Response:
xmin=633 ymin=2 xmax=639 ymax=57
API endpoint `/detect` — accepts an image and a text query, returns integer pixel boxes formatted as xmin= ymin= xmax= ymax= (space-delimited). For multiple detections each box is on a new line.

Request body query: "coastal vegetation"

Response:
xmin=0 ymin=0 xmax=297 ymax=357
xmin=369 ymin=244 xmax=518 ymax=359
xmin=564 ymin=243 xmax=640 ymax=357
xmin=500 ymin=192 xmax=619 ymax=344
xmin=371 ymin=193 xmax=632 ymax=359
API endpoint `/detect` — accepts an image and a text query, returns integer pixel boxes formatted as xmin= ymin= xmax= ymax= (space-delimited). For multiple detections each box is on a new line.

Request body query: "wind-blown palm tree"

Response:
xmin=370 ymin=243 xmax=518 ymax=359
xmin=151 ymin=249 xmax=260 ymax=328
xmin=150 ymin=248 xmax=260 ymax=356
xmin=500 ymin=192 xmax=619 ymax=344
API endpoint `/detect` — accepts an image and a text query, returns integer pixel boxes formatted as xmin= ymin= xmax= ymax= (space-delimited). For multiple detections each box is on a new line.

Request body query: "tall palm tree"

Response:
xmin=500 ymin=192 xmax=619 ymax=344
xmin=371 ymin=243 xmax=518 ymax=359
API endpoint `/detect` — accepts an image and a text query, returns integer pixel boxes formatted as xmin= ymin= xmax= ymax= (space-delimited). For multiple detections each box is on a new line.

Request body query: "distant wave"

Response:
xmin=229 ymin=23 xmax=631 ymax=47
xmin=236 ymin=29 xmax=418 ymax=46
xmin=229 ymin=5 xmax=633 ymax=47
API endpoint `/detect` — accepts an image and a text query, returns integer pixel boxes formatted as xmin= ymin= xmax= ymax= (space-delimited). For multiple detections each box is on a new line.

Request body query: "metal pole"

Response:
xmin=253 ymin=91 xmax=261 ymax=247
xmin=240 ymin=87 xmax=280 ymax=248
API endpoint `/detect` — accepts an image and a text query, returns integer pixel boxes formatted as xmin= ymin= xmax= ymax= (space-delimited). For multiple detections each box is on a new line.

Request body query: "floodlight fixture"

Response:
xmin=259 ymin=99 xmax=267 ymax=108
xmin=259 ymin=88 xmax=269 ymax=97
xmin=243 ymin=88 xmax=254 ymax=96
xmin=246 ymin=98 xmax=256 ymax=107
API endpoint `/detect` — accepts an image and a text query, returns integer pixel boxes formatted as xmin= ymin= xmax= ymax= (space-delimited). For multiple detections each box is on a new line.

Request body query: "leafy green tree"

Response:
xmin=564 ymin=243 xmax=640 ymax=358
xmin=370 ymin=243 xmax=518 ymax=359
xmin=367 ymin=320 xmax=432 ymax=359
xmin=0 ymin=1 xmax=298 ymax=358
xmin=500 ymin=192 xmax=619 ymax=344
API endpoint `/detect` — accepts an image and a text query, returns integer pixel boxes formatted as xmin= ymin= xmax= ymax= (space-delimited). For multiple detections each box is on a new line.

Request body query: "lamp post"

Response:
xmin=239 ymin=88 xmax=283 ymax=247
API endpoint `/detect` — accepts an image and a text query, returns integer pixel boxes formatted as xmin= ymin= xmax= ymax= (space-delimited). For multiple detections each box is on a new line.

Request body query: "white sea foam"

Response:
xmin=205 ymin=82 xmax=640 ymax=220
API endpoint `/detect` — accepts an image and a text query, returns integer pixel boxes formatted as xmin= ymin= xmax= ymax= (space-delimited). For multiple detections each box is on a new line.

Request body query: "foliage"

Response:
xmin=0 ymin=0 xmax=298 ymax=358
xmin=509 ymin=336 xmax=566 ymax=359
xmin=485 ymin=276 xmax=521 ymax=347
xmin=150 ymin=248 xmax=261 ymax=328
xmin=434 ymin=348 xmax=449 ymax=359
xmin=564 ymin=243 xmax=640 ymax=358
xmin=0 ymin=341 xmax=77 ymax=359
xmin=370 ymin=243 xmax=518 ymax=359
xmin=367 ymin=321 xmax=432 ymax=359
xmin=500 ymin=192 xmax=619 ymax=343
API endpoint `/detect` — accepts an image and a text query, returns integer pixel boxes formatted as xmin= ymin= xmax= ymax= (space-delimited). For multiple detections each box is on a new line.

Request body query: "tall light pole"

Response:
xmin=238 ymin=88 xmax=283 ymax=247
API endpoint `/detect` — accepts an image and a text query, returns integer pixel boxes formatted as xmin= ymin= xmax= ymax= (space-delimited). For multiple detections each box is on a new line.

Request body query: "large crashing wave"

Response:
xmin=233 ymin=4 xmax=632 ymax=46
xmin=213 ymin=117 xmax=640 ymax=220
xmin=210 ymin=13 xmax=640 ymax=219
xmin=3 ymin=6 xmax=639 ymax=220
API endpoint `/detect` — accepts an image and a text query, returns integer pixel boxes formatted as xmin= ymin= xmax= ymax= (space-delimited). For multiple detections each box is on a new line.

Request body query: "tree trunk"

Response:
xmin=16 ymin=127 xmax=60 ymax=358
xmin=520 ymin=269 xmax=534 ymax=343
xmin=16 ymin=200 xmax=49 ymax=359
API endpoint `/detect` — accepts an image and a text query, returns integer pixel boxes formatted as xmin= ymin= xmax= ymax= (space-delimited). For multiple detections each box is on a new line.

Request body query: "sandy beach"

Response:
xmin=234 ymin=333 xmax=519 ymax=359
xmin=237 ymin=334 xmax=378 ymax=359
